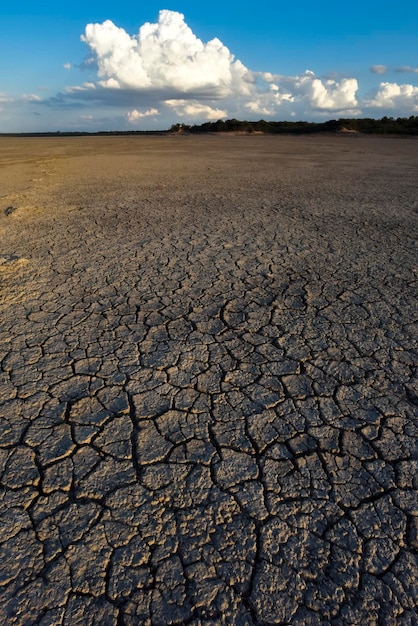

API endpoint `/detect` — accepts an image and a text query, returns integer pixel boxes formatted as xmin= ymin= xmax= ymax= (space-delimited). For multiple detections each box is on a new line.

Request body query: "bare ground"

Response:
xmin=0 ymin=135 xmax=417 ymax=625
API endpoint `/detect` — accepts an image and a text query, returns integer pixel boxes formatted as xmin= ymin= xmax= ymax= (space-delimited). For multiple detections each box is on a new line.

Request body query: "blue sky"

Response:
xmin=1 ymin=1 xmax=418 ymax=131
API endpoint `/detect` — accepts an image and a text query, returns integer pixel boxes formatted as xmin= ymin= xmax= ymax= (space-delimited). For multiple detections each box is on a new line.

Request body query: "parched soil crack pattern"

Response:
xmin=0 ymin=136 xmax=417 ymax=625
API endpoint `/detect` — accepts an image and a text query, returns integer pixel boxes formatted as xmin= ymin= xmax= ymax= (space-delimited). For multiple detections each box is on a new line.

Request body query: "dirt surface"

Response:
xmin=1 ymin=135 xmax=417 ymax=625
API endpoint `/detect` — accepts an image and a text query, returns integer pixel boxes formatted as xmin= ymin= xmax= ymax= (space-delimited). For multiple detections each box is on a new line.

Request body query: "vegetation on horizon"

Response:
xmin=2 ymin=116 xmax=418 ymax=137
xmin=169 ymin=116 xmax=418 ymax=135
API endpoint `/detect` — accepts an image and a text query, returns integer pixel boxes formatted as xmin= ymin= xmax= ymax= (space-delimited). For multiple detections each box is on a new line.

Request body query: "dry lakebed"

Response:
xmin=0 ymin=135 xmax=417 ymax=625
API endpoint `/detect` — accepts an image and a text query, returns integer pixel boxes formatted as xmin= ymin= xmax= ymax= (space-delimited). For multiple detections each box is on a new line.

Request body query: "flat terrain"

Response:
xmin=0 ymin=135 xmax=417 ymax=625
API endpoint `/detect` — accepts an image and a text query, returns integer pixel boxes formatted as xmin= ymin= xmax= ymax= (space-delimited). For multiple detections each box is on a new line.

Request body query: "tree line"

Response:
xmin=2 ymin=116 xmax=417 ymax=137
xmin=169 ymin=116 xmax=418 ymax=135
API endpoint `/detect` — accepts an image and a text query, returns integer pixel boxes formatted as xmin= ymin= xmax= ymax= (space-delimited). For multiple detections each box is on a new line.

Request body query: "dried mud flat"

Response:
xmin=0 ymin=135 xmax=417 ymax=625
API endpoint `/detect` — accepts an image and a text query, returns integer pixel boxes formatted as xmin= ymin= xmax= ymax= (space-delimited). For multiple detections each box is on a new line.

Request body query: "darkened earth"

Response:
xmin=0 ymin=135 xmax=417 ymax=625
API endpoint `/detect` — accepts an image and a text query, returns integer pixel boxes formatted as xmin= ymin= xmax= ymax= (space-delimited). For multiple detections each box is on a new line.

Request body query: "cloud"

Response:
xmin=66 ymin=82 xmax=97 ymax=93
xmin=245 ymin=100 xmax=276 ymax=117
xmin=127 ymin=107 xmax=159 ymax=122
xmin=81 ymin=10 xmax=252 ymax=97
xmin=395 ymin=66 xmax=418 ymax=74
xmin=365 ymin=82 xmax=418 ymax=111
xmin=0 ymin=93 xmax=14 ymax=104
xmin=370 ymin=65 xmax=387 ymax=75
xmin=165 ymin=99 xmax=227 ymax=119
xmin=296 ymin=71 xmax=358 ymax=111
xmin=27 ymin=10 xmax=418 ymax=129
xmin=260 ymin=72 xmax=277 ymax=84
xmin=4 ymin=10 xmax=418 ymax=132
xmin=21 ymin=93 xmax=41 ymax=102
xmin=65 ymin=11 xmax=363 ymax=123
xmin=243 ymin=84 xmax=294 ymax=117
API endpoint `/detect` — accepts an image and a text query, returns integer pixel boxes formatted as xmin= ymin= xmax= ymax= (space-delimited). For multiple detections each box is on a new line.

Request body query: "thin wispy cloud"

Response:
xmin=0 ymin=94 xmax=14 ymax=103
xmin=21 ymin=94 xmax=42 ymax=102
xmin=395 ymin=66 xmax=418 ymax=74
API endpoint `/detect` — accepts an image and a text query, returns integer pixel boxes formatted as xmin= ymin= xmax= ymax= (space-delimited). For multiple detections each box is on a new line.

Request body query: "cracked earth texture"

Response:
xmin=0 ymin=135 xmax=417 ymax=625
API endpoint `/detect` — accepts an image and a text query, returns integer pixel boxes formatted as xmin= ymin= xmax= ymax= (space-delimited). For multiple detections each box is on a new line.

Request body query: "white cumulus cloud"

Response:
xmin=165 ymin=99 xmax=227 ymax=120
xmin=69 ymin=12 xmax=363 ymax=123
xmin=245 ymin=100 xmax=276 ymax=116
xmin=294 ymin=71 xmax=359 ymax=111
xmin=365 ymin=82 xmax=418 ymax=111
xmin=244 ymin=86 xmax=294 ymax=117
xmin=81 ymin=10 xmax=252 ymax=97
xmin=47 ymin=10 xmax=418 ymax=126
xmin=127 ymin=107 xmax=159 ymax=122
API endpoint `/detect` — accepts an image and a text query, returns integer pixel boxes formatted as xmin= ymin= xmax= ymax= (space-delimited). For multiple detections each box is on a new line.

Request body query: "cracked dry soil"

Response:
xmin=0 ymin=135 xmax=417 ymax=625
